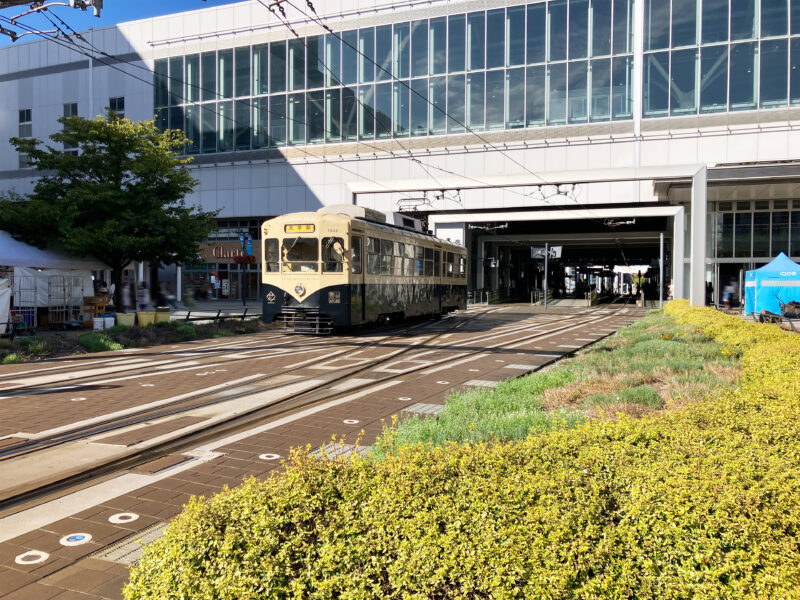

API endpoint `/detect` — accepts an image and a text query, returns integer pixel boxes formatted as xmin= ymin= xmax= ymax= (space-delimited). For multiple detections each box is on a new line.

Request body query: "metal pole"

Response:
xmin=659 ymin=232 xmax=664 ymax=308
xmin=544 ymin=243 xmax=549 ymax=310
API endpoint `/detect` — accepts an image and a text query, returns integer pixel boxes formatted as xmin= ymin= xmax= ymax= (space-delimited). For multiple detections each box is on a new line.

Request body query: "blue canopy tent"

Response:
xmin=744 ymin=253 xmax=800 ymax=315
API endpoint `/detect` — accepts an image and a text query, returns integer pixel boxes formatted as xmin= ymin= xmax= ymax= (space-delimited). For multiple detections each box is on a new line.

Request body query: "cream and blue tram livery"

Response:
xmin=261 ymin=205 xmax=467 ymax=333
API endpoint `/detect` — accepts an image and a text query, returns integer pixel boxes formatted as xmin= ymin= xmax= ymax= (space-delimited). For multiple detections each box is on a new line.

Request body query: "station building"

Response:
xmin=1 ymin=0 xmax=800 ymax=306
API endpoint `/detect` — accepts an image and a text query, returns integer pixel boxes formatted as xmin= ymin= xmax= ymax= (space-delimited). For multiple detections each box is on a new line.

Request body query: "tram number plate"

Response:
xmin=328 ymin=291 xmax=341 ymax=304
xmin=285 ymin=224 xmax=315 ymax=233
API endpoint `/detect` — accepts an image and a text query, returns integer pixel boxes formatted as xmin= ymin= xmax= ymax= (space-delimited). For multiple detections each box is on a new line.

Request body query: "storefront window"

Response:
xmin=716 ymin=212 xmax=733 ymax=258
xmin=752 ymin=212 xmax=771 ymax=257
xmin=772 ymin=211 xmax=789 ymax=256
xmin=734 ymin=212 xmax=752 ymax=257
xmin=792 ymin=211 xmax=800 ymax=256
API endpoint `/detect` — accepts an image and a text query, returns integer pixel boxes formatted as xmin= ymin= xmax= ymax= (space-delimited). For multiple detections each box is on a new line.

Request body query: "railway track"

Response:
xmin=0 ymin=305 xmax=634 ymax=514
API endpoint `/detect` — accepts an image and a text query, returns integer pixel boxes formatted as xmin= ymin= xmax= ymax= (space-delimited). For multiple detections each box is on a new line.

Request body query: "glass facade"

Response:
xmin=154 ymin=0 xmax=635 ymax=152
xmin=644 ymin=0 xmax=800 ymax=117
xmin=714 ymin=200 xmax=800 ymax=259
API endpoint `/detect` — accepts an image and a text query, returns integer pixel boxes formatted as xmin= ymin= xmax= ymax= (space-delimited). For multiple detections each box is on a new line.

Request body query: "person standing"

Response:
xmin=137 ymin=282 xmax=151 ymax=311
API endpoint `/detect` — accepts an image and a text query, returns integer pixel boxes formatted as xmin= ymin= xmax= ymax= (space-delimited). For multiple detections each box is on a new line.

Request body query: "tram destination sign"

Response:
xmin=531 ymin=246 xmax=563 ymax=259
xmin=285 ymin=224 xmax=315 ymax=233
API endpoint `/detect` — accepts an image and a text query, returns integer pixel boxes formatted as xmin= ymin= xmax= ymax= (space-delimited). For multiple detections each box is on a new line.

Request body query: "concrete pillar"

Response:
xmin=490 ymin=243 xmax=499 ymax=291
xmin=672 ymin=206 xmax=685 ymax=300
xmin=690 ymin=167 xmax=707 ymax=307
xmin=176 ymin=265 xmax=182 ymax=302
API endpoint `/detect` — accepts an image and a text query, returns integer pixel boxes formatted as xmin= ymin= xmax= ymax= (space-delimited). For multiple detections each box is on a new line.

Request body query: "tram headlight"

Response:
xmin=295 ymin=284 xmax=305 ymax=296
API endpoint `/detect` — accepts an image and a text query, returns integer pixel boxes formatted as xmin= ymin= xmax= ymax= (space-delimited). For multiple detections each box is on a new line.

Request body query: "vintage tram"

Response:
xmin=261 ymin=205 xmax=467 ymax=333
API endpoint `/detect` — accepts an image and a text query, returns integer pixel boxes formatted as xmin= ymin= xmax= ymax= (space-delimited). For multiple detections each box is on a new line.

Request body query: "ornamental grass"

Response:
xmin=125 ymin=301 xmax=800 ymax=599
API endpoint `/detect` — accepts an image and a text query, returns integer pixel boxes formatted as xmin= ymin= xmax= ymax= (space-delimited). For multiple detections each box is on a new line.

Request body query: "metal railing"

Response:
xmin=468 ymin=290 xmax=490 ymax=305
xmin=530 ymin=289 xmax=553 ymax=305
xmin=183 ymin=308 xmax=255 ymax=322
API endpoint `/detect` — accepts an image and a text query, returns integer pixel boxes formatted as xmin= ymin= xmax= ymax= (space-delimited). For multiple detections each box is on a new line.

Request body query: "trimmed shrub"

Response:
xmin=126 ymin=302 xmax=800 ymax=599
xmin=2 ymin=353 xmax=21 ymax=364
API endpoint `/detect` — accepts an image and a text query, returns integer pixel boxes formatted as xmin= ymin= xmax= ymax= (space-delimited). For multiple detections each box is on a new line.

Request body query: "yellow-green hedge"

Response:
xmin=125 ymin=302 xmax=800 ymax=599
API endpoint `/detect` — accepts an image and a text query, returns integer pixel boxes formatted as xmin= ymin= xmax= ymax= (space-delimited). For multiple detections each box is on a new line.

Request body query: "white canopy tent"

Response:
xmin=0 ymin=231 xmax=106 ymax=270
xmin=0 ymin=231 xmax=107 ymax=329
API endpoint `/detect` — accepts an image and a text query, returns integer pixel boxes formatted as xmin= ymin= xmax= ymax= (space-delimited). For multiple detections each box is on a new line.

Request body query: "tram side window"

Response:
xmin=322 ymin=237 xmax=345 ymax=273
xmin=423 ymin=247 xmax=434 ymax=276
xmin=351 ymin=236 xmax=363 ymax=274
xmin=415 ymin=245 xmax=424 ymax=276
xmin=445 ymin=252 xmax=455 ymax=277
xmin=264 ymin=238 xmax=279 ymax=272
xmin=403 ymin=243 xmax=414 ymax=276
xmin=434 ymin=248 xmax=441 ymax=277
xmin=367 ymin=236 xmax=380 ymax=274
xmin=458 ymin=255 xmax=466 ymax=277
xmin=381 ymin=239 xmax=393 ymax=275
xmin=282 ymin=237 xmax=318 ymax=272
xmin=393 ymin=242 xmax=404 ymax=275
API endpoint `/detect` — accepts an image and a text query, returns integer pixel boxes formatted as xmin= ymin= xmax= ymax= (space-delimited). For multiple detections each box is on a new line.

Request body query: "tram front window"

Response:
xmin=264 ymin=238 xmax=279 ymax=272
xmin=282 ymin=237 xmax=318 ymax=272
xmin=323 ymin=237 xmax=345 ymax=272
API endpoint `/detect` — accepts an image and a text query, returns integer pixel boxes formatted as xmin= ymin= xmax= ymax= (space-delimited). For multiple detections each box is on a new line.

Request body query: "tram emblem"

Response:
xmin=328 ymin=291 xmax=341 ymax=304
xmin=266 ymin=291 xmax=276 ymax=304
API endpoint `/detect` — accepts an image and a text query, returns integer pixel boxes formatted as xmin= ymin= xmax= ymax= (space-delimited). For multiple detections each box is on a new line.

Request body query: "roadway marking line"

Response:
xmin=0 ymin=451 xmax=224 ymax=544
xmin=575 ymin=338 xmax=597 ymax=342
xmin=0 ymin=357 xmax=151 ymax=381
xmin=29 ymin=375 xmax=267 ymax=438
xmin=503 ymin=364 xmax=538 ymax=370
xmin=557 ymin=345 xmax=581 ymax=349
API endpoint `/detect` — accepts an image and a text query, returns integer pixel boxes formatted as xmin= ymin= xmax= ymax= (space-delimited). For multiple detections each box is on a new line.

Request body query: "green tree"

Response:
xmin=0 ymin=112 xmax=217 ymax=310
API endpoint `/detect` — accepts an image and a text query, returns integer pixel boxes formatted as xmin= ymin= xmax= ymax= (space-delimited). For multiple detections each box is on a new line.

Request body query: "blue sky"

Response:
xmin=0 ymin=0 xmax=243 ymax=47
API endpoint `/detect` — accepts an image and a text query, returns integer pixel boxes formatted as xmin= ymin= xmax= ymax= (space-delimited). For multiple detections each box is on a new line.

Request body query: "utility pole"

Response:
xmin=544 ymin=242 xmax=549 ymax=311
xmin=659 ymin=232 xmax=664 ymax=308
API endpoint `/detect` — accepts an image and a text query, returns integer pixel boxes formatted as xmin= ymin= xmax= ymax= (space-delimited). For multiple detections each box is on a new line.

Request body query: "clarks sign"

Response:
xmin=200 ymin=242 xmax=263 ymax=263
xmin=213 ymin=246 xmax=244 ymax=259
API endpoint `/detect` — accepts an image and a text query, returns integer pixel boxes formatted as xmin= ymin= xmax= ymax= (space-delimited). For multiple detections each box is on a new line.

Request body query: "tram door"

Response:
xmin=351 ymin=236 xmax=365 ymax=323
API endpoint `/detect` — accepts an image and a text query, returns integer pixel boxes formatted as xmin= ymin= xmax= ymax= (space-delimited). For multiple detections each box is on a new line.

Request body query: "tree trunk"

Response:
xmin=149 ymin=262 xmax=162 ymax=307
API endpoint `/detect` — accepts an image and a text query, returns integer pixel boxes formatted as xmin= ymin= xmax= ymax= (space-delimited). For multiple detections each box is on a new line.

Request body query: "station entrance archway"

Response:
xmin=467 ymin=217 xmax=670 ymax=303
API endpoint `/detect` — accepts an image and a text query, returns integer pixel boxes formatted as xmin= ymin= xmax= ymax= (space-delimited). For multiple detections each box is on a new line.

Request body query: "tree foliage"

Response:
xmin=0 ymin=113 xmax=217 ymax=308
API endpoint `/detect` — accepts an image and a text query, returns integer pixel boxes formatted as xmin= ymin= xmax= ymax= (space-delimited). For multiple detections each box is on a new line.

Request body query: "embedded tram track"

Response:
xmin=0 ymin=305 xmax=634 ymax=513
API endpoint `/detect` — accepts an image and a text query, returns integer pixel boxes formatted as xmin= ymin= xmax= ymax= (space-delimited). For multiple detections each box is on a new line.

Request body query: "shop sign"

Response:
xmin=213 ymin=246 xmax=244 ymax=259
xmin=200 ymin=242 xmax=263 ymax=263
